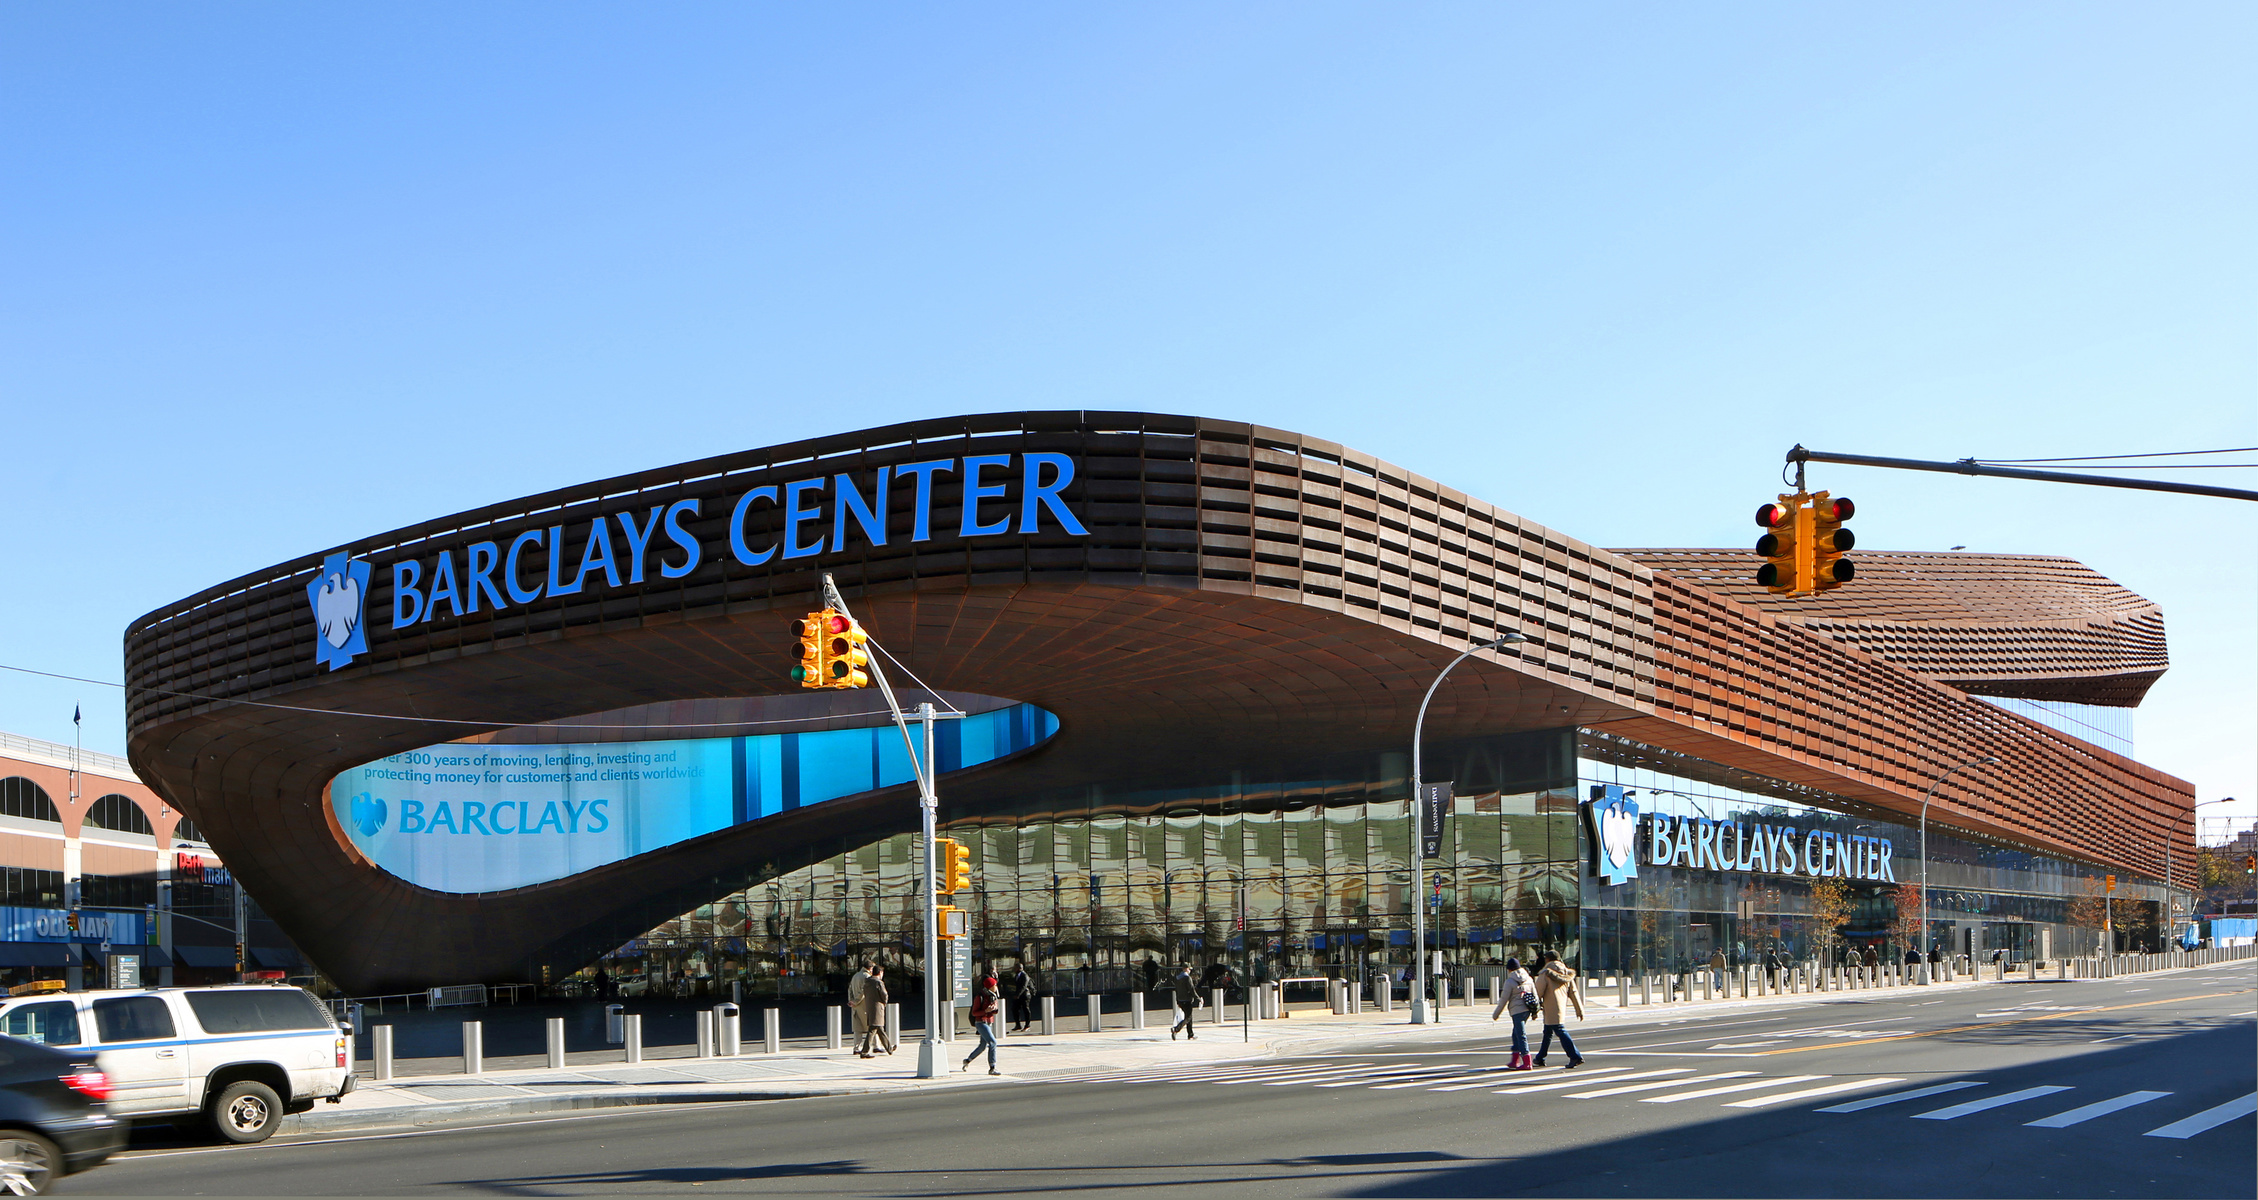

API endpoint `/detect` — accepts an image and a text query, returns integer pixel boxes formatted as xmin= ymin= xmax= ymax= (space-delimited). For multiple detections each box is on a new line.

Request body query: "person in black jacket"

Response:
xmin=1169 ymin=964 xmax=1201 ymax=1040
xmin=1003 ymin=965 xmax=1034 ymax=1033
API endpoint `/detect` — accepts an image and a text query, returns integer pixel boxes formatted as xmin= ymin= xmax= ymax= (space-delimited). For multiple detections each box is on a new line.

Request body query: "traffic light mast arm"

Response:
xmin=1787 ymin=446 xmax=2258 ymax=502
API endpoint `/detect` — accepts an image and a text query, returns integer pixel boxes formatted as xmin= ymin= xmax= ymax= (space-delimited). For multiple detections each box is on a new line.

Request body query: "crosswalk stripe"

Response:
xmin=2024 ymin=1091 xmax=2171 ymax=1128
xmin=1264 ymin=1066 xmax=1399 ymax=1086
xmin=1725 ymin=1078 xmax=1907 ymax=1108
xmin=1816 ymin=1081 xmax=1985 ymax=1113
xmin=2143 ymin=1092 xmax=2258 ymax=1140
xmin=1429 ymin=1067 xmax=1630 ymax=1092
xmin=1641 ymin=1075 xmax=1829 ymax=1104
xmin=1315 ymin=1065 xmax=1467 ymax=1087
xmin=1372 ymin=1069 xmax=1515 ymax=1090
xmin=1210 ymin=1065 xmax=1361 ymax=1084
xmin=1568 ymin=1072 xmax=1757 ymax=1099
xmin=1493 ymin=1068 xmax=1691 ymax=1094
xmin=1912 ymin=1086 xmax=2074 ymax=1120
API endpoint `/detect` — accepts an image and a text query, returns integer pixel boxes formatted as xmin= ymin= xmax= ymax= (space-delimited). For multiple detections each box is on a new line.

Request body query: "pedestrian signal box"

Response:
xmin=935 ymin=905 xmax=966 ymax=940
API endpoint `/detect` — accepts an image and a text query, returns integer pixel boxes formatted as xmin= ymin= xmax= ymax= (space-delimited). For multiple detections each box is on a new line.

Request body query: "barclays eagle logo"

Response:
xmin=1590 ymin=785 xmax=1640 ymax=887
xmin=307 ymin=551 xmax=372 ymax=671
xmin=349 ymin=792 xmax=387 ymax=839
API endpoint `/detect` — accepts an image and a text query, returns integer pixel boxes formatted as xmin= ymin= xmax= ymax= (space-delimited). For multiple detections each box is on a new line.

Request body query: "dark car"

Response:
xmin=0 ymin=1033 xmax=123 ymax=1194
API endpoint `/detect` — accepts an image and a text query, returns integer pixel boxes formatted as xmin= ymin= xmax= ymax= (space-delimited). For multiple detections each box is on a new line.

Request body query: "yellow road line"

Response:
xmin=1760 ymin=990 xmax=2254 ymax=1056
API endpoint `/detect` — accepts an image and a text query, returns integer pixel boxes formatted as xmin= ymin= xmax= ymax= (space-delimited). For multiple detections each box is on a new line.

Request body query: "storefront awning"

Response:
xmin=0 ymin=943 xmax=70 ymax=967
xmin=173 ymin=945 xmax=237 ymax=969
xmin=250 ymin=947 xmax=301 ymax=970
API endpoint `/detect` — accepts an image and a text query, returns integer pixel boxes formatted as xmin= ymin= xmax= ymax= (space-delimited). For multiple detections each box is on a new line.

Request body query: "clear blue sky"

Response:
xmin=4 ymin=4 xmax=2251 ymax=833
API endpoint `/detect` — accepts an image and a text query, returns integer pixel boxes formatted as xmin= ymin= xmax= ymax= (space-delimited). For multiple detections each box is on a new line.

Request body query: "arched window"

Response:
xmin=0 ymin=778 xmax=60 ymax=822
xmin=84 ymin=795 xmax=154 ymax=836
xmin=172 ymin=817 xmax=206 ymax=844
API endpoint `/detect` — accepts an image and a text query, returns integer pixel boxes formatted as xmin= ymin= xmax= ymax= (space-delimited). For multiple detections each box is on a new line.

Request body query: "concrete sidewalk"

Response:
xmin=276 ymin=968 xmax=2036 ymax=1137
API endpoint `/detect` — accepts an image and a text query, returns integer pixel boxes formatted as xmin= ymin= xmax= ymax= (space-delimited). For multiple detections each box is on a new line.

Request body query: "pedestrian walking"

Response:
xmin=1169 ymin=963 xmax=1201 ymax=1040
xmin=960 ymin=974 xmax=1001 ymax=1075
xmin=857 ymin=964 xmax=892 ymax=1057
xmin=848 ymin=962 xmax=874 ymax=1056
xmin=1004 ymin=964 xmax=1034 ymax=1033
xmin=1488 ymin=956 xmax=1538 ymax=1070
xmin=1529 ymin=951 xmax=1585 ymax=1069
xmin=1708 ymin=947 xmax=1726 ymax=994
xmin=1764 ymin=948 xmax=1782 ymax=989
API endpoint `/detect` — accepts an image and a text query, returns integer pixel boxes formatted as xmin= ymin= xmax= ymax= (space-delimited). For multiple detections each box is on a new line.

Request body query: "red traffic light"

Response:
xmin=1818 ymin=497 xmax=1854 ymax=521
xmin=1755 ymin=503 xmax=1789 ymax=528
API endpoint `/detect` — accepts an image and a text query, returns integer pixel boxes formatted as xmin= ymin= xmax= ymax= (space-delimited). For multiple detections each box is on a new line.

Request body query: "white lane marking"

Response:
xmin=1912 ymin=1086 xmax=2075 ymax=1120
xmin=1568 ymin=1072 xmax=1758 ymax=1099
xmin=1433 ymin=1067 xmax=1629 ymax=1092
xmin=1816 ymin=1081 xmax=1985 ymax=1113
xmin=1492 ymin=1069 xmax=1687 ymax=1094
xmin=1314 ymin=1065 xmax=1467 ymax=1087
xmin=1726 ymin=1078 xmax=1907 ymax=1108
xmin=1372 ymin=1069 xmax=1514 ymax=1090
xmin=2088 ymin=1034 xmax=2136 ymax=1043
xmin=1641 ymin=1075 xmax=1828 ymax=1103
xmin=1259 ymin=1066 xmax=1402 ymax=1086
xmin=2144 ymin=1093 xmax=2258 ymax=1140
xmin=2025 ymin=1091 xmax=2172 ymax=1128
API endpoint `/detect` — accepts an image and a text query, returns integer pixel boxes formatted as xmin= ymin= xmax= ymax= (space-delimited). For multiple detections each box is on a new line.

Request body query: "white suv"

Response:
xmin=0 ymin=984 xmax=354 ymax=1143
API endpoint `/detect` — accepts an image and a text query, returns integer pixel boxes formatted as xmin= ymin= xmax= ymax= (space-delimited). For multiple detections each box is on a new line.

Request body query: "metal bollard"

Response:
xmin=1211 ymin=988 xmax=1226 ymax=1026
xmin=1618 ymin=973 xmax=1629 ymax=1008
xmin=462 ymin=1021 xmax=483 ymax=1075
xmin=373 ymin=1024 xmax=394 ymax=1082
xmin=624 ymin=1014 xmax=643 ymax=1063
xmin=546 ymin=1017 xmax=567 ymax=1069
xmin=1089 ymin=994 xmax=1104 ymax=1033
xmin=696 ymin=1011 xmax=714 ymax=1058
xmin=764 ymin=1008 xmax=780 ymax=1054
xmin=826 ymin=1006 xmax=843 ymax=1050
xmin=888 ymin=1003 xmax=902 ymax=1048
xmin=1130 ymin=990 xmax=1145 ymax=1029
xmin=1330 ymin=981 xmax=1346 ymax=1016
xmin=1040 ymin=996 xmax=1056 ymax=1035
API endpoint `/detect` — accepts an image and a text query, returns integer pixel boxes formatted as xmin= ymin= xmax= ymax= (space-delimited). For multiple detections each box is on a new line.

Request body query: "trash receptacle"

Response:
xmin=606 ymin=1003 xmax=625 ymax=1044
xmin=715 ymin=1002 xmax=742 ymax=1056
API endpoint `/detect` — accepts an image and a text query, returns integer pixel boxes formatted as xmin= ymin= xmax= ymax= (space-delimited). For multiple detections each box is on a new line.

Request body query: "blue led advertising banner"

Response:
xmin=330 ymin=705 xmax=1057 ymax=893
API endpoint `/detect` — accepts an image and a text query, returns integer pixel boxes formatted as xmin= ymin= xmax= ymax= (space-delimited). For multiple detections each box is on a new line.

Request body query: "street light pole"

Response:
xmin=1410 ymin=633 xmax=1523 ymax=1025
xmin=1918 ymin=754 xmax=1999 ymax=983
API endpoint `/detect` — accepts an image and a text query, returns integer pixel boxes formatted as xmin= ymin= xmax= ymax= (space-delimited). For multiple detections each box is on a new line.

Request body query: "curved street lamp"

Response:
xmin=1411 ymin=632 xmax=1525 ymax=1024
xmin=1918 ymin=754 xmax=2000 ymax=982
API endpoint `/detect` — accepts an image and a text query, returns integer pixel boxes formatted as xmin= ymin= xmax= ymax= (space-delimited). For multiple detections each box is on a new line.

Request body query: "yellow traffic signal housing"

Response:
xmin=1753 ymin=499 xmax=1803 ymax=594
xmin=937 ymin=837 xmax=973 ymax=895
xmin=826 ymin=617 xmax=870 ymax=689
xmin=935 ymin=905 xmax=965 ymax=940
xmin=1808 ymin=491 xmax=1856 ymax=593
xmin=787 ymin=612 xmax=825 ymax=687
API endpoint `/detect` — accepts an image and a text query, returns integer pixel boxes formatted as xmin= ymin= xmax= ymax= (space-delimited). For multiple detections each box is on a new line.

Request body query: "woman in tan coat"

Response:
xmin=1530 ymin=951 xmax=1585 ymax=1069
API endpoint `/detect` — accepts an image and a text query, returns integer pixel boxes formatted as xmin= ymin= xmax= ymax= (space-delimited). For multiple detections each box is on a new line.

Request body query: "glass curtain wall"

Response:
xmin=606 ymin=728 xmax=1581 ymax=998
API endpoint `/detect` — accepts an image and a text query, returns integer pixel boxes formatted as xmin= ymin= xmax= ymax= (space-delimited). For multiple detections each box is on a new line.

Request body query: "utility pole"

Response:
xmin=819 ymin=575 xmax=963 ymax=1078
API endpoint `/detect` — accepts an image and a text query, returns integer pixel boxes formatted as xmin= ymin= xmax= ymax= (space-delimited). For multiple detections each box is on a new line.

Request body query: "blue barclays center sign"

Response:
xmin=331 ymin=704 xmax=1058 ymax=893
xmin=1586 ymin=786 xmax=1898 ymax=885
xmin=307 ymin=452 xmax=1089 ymax=670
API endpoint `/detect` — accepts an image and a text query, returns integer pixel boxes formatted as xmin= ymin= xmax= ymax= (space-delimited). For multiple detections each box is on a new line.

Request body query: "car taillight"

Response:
xmin=336 ymin=1038 xmax=348 ymax=1068
xmin=61 ymin=1071 xmax=111 ymax=1103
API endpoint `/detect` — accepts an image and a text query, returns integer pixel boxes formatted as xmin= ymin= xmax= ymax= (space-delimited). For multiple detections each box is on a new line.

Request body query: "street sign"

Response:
xmin=1419 ymin=782 xmax=1451 ymax=860
xmin=948 ymin=936 xmax=973 ymax=1008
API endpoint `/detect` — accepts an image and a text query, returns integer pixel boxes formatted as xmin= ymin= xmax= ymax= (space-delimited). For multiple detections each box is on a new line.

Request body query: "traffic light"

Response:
xmin=788 ymin=608 xmax=870 ymax=689
xmin=825 ymin=616 xmax=870 ymax=689
xmin=787 ymin=612 xmax=824 ymax=687
xmin=65 ymin=910 xmax=78 ymax=934
xmin=1753 ymin=499 xmax=1802 ymax=594
xmin=2105 ymin=874 xmax=2116 ymax=892
xmin=935 ymin=905 xmax=965 ymax=940
xmin=1808 ymin=492 xmax=1856 ymax=592
xmin=937 ymin=837 xmax=972 ymax=895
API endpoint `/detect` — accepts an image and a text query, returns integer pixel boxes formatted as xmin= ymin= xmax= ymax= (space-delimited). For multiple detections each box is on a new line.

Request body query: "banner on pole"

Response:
xmin=1420 ymin=782 xmax=1451 ymax=859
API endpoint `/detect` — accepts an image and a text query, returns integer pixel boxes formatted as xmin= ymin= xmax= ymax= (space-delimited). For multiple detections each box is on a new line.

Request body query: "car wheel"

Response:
xmin=209 ymin=1081 xmax=283 ymax=1144
xmin=0 ymin=1130 xmax=60 ymax=1195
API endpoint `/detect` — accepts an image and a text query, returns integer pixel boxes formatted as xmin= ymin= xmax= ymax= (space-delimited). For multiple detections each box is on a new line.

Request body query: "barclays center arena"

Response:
xmin=122 ymin=413 xmax=2194 ymax=997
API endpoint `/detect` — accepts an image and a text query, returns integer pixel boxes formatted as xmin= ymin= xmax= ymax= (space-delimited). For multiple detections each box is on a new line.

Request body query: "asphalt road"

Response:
xmin=72 ymin=966 xmax=2257 ymax=1198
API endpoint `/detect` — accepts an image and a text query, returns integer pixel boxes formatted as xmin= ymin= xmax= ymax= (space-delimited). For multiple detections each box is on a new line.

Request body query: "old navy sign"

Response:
xmin=1587 ymin=795 xmax=1897 ymax=884
xmin=306 ymin=453 xmax=1089 ymax=669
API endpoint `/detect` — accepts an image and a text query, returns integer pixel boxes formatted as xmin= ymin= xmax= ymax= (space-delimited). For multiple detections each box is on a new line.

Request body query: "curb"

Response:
xmin=275 ymin=1085 xmax=882 ymax=1137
